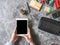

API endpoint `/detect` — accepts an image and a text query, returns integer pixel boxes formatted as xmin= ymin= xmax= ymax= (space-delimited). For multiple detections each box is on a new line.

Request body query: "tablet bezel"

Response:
xmin=16 ymin=18 xmax=28 ymax=36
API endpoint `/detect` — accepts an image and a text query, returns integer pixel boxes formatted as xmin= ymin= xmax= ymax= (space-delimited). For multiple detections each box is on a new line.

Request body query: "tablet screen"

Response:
xmin=17 ymin=20 xmax=27 ymax=34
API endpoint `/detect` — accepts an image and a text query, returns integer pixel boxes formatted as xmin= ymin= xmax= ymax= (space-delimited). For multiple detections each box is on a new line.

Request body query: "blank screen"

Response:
xmin=17 ymin=20 xmax=27 ymax=34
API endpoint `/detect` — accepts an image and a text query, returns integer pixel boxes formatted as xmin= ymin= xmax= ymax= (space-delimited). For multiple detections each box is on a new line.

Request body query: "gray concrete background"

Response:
xmin=0 ymin=0 xmax=60 ymax=45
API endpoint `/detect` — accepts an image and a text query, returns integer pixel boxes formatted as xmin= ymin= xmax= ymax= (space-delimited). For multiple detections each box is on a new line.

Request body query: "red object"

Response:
xmin=41 ymin=0 xmax=46 ymax=4
xmin=54 ymin=0 xmax=60 ymax=9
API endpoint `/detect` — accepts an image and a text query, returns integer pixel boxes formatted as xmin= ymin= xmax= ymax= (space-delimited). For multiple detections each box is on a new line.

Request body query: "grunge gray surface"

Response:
xmin=0 ymin=0 xmax=60 ymax=45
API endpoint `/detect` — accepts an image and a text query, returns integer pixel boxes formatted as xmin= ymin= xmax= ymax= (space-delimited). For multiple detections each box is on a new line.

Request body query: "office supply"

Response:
xmin=46 ymin=9 xmax=60 ymax=15
xmin=44 ymin=6 xmax=51 ymax=12
xmin=26 ymin=2 xmax=31 ymax=13
xmin=29 ymin=0 xmax=43 ymax=11
xmin=38 ymin=17 xmax=60 ymax=36
xmin=54 ymin=0 xmax=60 ymax=9
xmin=52 ymin=10 xmax=60 ymax=18
xmin=20 ymin=8 xmax=28 ymax=15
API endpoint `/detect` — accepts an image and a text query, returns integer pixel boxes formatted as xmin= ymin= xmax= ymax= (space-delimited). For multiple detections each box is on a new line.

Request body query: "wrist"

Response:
xmin=10 ymin=39 xmax=15 ymax=43
xmin=10 ymin=40 xmax=13 ymax=43
xmin=29 ymin=37 xmax=35 ymax=45
xmin=30 ymin=41 xmax=35 ymax=45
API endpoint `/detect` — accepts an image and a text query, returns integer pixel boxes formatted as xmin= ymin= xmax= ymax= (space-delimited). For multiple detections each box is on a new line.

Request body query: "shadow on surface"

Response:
xmin=29 ymin=20 xmax=41 ymax=45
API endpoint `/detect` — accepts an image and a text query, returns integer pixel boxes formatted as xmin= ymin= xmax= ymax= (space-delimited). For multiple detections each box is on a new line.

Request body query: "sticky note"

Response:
xmin=29 ymin=0 xmax=43 ymax=11
xmin=44 ymin=6 xmax=51 ymax=12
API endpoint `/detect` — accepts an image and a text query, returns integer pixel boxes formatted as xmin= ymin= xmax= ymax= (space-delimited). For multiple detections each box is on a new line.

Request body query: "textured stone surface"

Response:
xmin=0 ymin=0 xmax=60 ymax=45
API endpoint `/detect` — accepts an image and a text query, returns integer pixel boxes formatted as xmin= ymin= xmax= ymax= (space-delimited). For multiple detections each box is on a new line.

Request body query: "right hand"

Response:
xmin=22 ymin=27 xmax=35 ymax=45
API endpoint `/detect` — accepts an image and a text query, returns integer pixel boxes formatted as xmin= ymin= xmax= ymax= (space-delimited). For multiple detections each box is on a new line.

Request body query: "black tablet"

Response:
xmin=16 ymin=18 xmax=28 ymax=36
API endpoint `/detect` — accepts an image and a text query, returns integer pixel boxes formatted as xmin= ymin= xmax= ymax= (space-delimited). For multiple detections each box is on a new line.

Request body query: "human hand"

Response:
xmin=23 ymin=27 xmax=35 ymax=45
xmin=10 ymin=27 xmax=18 ymax=43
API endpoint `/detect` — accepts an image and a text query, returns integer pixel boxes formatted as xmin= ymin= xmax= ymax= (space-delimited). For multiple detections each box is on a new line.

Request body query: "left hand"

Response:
xmin=10 ymin=27 xmax=18 ymax=43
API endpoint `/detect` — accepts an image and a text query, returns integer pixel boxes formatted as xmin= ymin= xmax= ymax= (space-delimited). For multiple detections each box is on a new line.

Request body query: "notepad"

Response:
xmin=29 ymin=0 xmax=43 ymax=11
